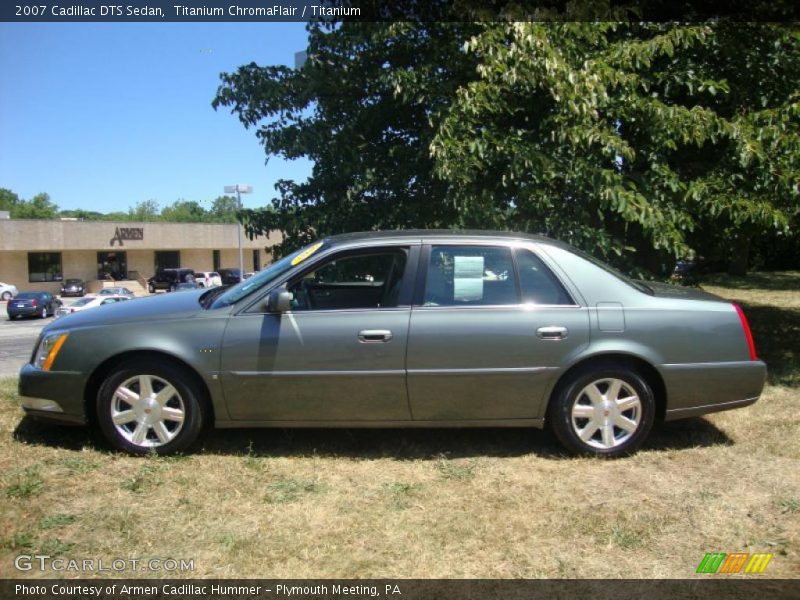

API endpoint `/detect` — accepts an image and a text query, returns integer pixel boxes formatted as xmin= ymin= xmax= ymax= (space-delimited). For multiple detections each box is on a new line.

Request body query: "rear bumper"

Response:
xmin=661 ymin=360 xmax=767 ymax=421
xmin=8 ymin=307 xmax=39 ymax=316
xmin=18 ymin=363 xmax=88 ymax=425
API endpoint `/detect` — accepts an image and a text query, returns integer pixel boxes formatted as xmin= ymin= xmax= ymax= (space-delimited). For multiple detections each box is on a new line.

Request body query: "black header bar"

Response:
xmin=2 ymin=1 xmax=799 ymax=23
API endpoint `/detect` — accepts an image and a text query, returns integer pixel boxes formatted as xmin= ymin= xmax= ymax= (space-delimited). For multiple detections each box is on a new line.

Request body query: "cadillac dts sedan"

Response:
xmin=19 ymin=231 xmax=766 ymax=457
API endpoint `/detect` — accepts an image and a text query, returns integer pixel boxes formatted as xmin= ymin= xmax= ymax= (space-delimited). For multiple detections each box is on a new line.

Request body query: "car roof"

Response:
xmin=320 ymin=229 xmax=569 ymax=249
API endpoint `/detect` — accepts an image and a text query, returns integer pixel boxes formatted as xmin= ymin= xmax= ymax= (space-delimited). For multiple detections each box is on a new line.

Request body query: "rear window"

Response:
xmin=515 ymin=249 xmax=573 ymax=305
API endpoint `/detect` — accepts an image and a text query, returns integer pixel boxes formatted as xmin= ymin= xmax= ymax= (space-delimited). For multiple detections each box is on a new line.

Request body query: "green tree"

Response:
xmin=214 ymin=20 xmax=800 ymax=273
xmin=160 ymin=200 xmax=208 ymax=222
xmin=128 ymin=199 xmax=161 ymax=222
xmin=13 ymin=193 xmax=59 ymax=219
xmin=0 ymin=188 xmax=21 ymax=213
xmin=213 ymin=21 xmax=482 ymax=256
xmin=208 ymin=195 xmax=239 ymax=223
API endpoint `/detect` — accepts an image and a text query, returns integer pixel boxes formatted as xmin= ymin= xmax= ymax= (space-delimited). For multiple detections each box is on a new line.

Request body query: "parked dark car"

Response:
xmin=147 ymin=268 xmax=195 ymax=293
xmin=98 ymin=287 xmax=135 ymax=298
xmin=18 ymin=231 xmax=766 ymax=458
xmin=218 ymin=268 xmax=243 ymax=285
xmin=60 ymin=279 xmax=86 ymax=297
xmin=7 ymin=292 xmax=62 ymax=320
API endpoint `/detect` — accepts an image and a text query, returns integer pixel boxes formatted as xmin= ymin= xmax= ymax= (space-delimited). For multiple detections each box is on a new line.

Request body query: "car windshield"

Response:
xmin=72 ymin=297 xmax=95 ymax=307
xmin=209 ymin=241 xmax=327 ymax=309
xmin=65 ymin=279 xmax=81 ymax=284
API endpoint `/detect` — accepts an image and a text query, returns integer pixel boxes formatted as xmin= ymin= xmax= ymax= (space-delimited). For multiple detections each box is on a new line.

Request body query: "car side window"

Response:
xmin=288 ymin=249 xmax=408 ymax=311
xmin=424 ymin=245 xmax=517 ymax=306
xmin=515 ymin=249 xmax=574 ymax=305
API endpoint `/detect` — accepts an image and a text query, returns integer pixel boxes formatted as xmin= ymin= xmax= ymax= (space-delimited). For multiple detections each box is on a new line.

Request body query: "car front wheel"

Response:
xmin=1 ymin=291 xmax=11 ymax=301
xmin=96 ymin=360 xmax=206 ymax=455
xmin=548 ymin=366 xmax=655 ymax=458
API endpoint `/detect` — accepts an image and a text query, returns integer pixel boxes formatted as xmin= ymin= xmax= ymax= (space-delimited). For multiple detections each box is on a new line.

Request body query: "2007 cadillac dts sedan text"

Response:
xmin=19 ymin=231 xmax=766 ymax=458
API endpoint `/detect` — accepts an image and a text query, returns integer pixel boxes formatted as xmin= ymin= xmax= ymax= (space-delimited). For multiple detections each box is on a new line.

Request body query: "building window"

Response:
xmin=28 ymin=252 xmax=63 ymax=282
xmin=154 ymin=251 xmax=180 ymax=272
xmin=252 ymin=249 xmax=261 ymax=271
xmin=213 ymin=249 xmax=221 ymax=272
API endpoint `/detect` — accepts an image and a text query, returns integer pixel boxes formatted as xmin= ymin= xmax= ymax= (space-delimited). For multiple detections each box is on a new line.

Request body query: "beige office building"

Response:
xmin=0 ymin=217 xmax=280 ymax=295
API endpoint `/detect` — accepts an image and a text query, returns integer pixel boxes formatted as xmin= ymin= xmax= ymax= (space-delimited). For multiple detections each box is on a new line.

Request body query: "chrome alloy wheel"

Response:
xmin=570 ymin=378 xmax=642 ymax=450
xmin=111 ymin=374 xmax=185 ymax=448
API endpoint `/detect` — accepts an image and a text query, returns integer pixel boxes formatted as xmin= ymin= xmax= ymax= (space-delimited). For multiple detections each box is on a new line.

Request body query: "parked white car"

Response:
xmin=0 ymin=281 xmax=19 ymax=301
xmin=193 ymin=271 xmax=222 ymax=288
xmin=55 ymin=294 xmax=129 ymax=318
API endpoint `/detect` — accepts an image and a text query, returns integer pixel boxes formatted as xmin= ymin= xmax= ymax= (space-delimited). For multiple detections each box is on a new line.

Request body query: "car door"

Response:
xmin=220 ymin=244 xmax=418 ymax=422
xmin=406 ymin=243 xmax=590 ymax=421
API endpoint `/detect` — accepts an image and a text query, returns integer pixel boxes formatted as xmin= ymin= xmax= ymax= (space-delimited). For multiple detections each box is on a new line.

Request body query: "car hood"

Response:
xmin=639 ymin=280 xmax=724 ymax=302
xmin=44 ymin=290 xmax=208 ymax=332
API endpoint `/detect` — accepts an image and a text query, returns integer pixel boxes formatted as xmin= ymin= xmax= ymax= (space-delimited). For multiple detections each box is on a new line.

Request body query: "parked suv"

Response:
xmin=194 ymin=271 xmax=222 ymax=288
xmin=147 ymin=268 xmax=195 ymax=293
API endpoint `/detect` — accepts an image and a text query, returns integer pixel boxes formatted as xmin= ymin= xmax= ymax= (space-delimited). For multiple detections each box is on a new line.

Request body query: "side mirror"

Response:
xmin=267 ymin=288 xmax=293 ymax=313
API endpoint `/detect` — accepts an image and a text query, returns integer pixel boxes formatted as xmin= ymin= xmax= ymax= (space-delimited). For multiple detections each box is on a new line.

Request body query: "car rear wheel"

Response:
xmin=1 ymin=291 xmax=11 ymax=301
xmin=547 ymin=366 xmax=655 ymax=458
xmin=40 ymin=306 xmax=47 ymax=319
xmin=96 ymin=360 xmax=206 ymax=455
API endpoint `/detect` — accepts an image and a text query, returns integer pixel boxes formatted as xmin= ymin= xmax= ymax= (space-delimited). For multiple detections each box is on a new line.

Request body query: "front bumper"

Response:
xmin=18 ymin=363 xmax=88 ymax=424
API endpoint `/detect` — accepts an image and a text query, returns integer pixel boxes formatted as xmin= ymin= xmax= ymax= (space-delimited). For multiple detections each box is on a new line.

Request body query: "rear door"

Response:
xmin=407 ymin=242 xmax=590 ymax=421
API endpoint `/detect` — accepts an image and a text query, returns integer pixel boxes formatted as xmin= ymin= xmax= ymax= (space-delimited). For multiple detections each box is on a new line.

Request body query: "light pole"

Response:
xmin=224 ymin=184 xmax=252 ymax=279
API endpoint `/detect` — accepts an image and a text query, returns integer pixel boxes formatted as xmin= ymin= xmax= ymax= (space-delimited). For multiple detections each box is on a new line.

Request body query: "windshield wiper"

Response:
xmin=199 ymin=286 xmax=229 ymax=309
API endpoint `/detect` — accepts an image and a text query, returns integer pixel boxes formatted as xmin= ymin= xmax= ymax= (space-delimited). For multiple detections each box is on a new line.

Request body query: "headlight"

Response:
xmin=33 ymin=331 xmax=69 ymax=371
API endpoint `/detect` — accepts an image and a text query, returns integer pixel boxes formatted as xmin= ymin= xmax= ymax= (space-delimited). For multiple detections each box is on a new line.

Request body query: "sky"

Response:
xmin=0 ymin=22 xmax=313 ymax=213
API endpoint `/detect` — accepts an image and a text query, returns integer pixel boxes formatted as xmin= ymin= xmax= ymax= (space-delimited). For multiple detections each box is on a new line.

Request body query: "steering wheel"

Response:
xmin=299 ymin=279 xmax=316 ymax=310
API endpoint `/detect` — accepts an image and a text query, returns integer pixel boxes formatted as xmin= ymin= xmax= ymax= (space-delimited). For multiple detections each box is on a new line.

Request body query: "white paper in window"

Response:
xmin=453 ymin=255 xmax=484 ymax=302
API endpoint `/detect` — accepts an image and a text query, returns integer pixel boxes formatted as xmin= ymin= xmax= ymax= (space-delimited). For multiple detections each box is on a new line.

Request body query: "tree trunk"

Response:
xmin=727 ymin=235 xmax=752 ymax=276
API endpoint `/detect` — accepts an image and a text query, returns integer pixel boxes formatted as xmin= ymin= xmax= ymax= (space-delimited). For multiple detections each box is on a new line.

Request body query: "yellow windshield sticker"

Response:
xmin=291 ymin=242 xmax=324 ymax=266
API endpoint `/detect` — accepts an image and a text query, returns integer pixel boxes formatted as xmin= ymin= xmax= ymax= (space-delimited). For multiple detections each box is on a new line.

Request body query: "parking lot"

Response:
xmin=0 ymin=298 xmax=81 ymax=376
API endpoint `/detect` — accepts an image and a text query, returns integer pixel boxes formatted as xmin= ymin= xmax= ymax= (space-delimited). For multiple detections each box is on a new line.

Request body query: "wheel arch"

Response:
xmin=84 ymin=349 xmax=215 ymax=427
xmin=546 ymin=353 xmax=667 ymax=421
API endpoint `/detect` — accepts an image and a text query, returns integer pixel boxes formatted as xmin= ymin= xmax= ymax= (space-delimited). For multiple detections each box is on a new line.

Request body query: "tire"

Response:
xmin=8 ymin=314 xmax=17 ymax=321
xmin=96 ymin=359 xmax=207 ymax=455
xmin=547 ymin=365 xmax=655 ymax=458
xmin=40 ymin=306 xmax=47 ymax=319
xmin=1 ymin=291 xmax=11 ymax=301
xmin=148 ymin=285 xmax=155 ymax=294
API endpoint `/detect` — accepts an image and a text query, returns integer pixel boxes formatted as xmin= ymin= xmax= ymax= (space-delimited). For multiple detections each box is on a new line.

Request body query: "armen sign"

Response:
xmin=109 ymin=227 xmax=144 ymax=247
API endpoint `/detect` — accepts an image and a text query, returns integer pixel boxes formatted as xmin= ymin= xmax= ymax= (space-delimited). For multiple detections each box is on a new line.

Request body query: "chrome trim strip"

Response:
xmin=408 ymin=366 xmax=555 ymax=375
xmin=413 ymin=304 xmax=581 ymax=311
xmin=660 ymin=360 xmax=766 ymax=370
xmin=230 ymin=370 xmax=404 ymax=377
xmin=216 ymin=418 xmax=544 ymax=429
xmin=230 ymin=367 xmax=555 ymax=377
xmin=664 ymin=396 xmax=759 ymax=420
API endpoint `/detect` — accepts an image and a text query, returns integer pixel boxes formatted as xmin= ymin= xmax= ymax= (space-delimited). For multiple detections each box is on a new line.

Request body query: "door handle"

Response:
xmin=358 ymin=329 xmax=393 ymax=343
xmin=536 ymin=326 xmax=568 ymax=340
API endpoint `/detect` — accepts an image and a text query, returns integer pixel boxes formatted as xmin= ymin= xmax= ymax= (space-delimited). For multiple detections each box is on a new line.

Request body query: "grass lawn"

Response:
xmin=0 ymin=273 xmax=798 ymax=579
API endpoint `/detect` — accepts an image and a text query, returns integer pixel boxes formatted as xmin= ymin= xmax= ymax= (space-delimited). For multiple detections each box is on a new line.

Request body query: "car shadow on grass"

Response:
xmin=195 ymin=417 xmax=731 ymax=459
xmin=13 ymin=417 xmax=733 ymax=460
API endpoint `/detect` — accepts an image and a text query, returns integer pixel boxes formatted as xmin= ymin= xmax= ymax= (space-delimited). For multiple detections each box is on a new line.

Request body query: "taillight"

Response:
xmin=733 ymin=303 xmax=757 ymax=361
xmin=31 ymin=299 xmax=38 ymax=307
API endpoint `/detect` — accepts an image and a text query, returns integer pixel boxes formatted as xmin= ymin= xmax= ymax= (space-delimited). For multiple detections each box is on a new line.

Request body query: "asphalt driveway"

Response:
xmin=0 ymin=299 xmax=80 ymax=376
